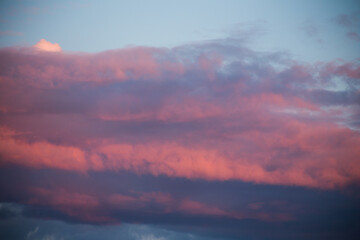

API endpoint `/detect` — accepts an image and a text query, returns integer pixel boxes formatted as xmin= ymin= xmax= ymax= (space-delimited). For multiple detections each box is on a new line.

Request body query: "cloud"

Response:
xmin=0 ymin=123 xmax=359 ymax=189
xmin=0 ymin=31 xmax=23 ymax=36
xmin=347 ymin=31 xmax=360 ymax=42
xmin=0 ymin=40 xmax=359 ymax=190
xmin=333 ymin=13 xmax=359 ymax=28
xmin=0 ymin=38 xmax=360 ymax=239
xmin=41 ymin=234 xmax=60 ymax=240
xmin=33 ymin=39 xmax=62 ymax=52
xmin=301 ymin=21 xmax=318 ymax=37
xmin=0 ymin=127 xmax=88 ymax=172
xmin=1 ymin=167 xmax=359 ymax=239
xmin=20 ymin=186 xmax=291 ymax=224
xmin=0 ymin=202 xmax=22 ymax=220
xmin=333 ymin=13 xmax=360 ymax=42
xmin=26 ymin=226 xmax=39 ymax=239
xmin=300 ymin=20 xmax=323 ymax=43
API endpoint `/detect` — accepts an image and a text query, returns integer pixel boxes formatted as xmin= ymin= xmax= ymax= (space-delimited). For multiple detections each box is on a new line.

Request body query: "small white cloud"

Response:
xmin=26 ymin=226 xmax=39 ymax=239
xmin=139 ymin=234 xmax=165 ymax=240
xmin=34 ymin=39 xmax=62 ymax=52
xmin=131 ymin=231 xmax=166 ymax=240
xmin=41 ymin=234 xmax=57 ymax=240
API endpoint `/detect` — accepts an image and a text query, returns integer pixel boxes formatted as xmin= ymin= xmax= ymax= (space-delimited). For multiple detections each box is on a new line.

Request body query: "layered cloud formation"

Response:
xmin=1 ymin=39 xmax=359 ymax=188
xmin=0 ymin=38 xmax=359 ymax=238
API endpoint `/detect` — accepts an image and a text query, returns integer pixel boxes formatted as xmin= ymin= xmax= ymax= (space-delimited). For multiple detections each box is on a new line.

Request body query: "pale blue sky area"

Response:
xmin=0 ymin=0 xmax=359 ymax=62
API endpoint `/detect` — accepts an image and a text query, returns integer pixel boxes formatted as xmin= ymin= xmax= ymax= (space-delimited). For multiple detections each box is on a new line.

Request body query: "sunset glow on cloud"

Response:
xmin=1 ymin=44 xmax=359 ymax=189
xmin=33 ymin=39 xmax=62 ymax=52
xmin=0 ymin=1 xmax=359 ymax=240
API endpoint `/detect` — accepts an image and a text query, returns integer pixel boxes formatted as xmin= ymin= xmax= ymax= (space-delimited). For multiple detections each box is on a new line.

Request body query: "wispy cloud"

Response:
xmin=0 ymin=31 xmax=23 ymax=36
xmin=300 ymin=20 xmax=324 ymax=43
xmin=333 ymin=12 xmax=360 ymax=42
xmin=26 ymin=226 xmax=39 ymax=239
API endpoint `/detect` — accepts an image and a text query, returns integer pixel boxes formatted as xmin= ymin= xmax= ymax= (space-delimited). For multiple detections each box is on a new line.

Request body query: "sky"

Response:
xmin=0 ymin=0 xmax=359 ymax=240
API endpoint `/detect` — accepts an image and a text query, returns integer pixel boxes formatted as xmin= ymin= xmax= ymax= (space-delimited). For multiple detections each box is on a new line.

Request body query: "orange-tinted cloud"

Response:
xmin=33 ymin=39 xmax=62 ymax=52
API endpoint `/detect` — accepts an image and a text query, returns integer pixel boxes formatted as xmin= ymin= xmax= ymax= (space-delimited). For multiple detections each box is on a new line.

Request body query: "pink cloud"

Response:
xmin=347 ymin=31 xmax=360 ymax=42
xmin=0 ymin=127 xmax=88 ymax=172
xmin=108 ymin=192 xmax=228 ymax=217
xmin=0 ymin=43 xmax=359 ymax=190
xmin=1 ymin=122 xmax=359 ymax=189
xmin=33 ymin=39 xmax=62 ymax=52
xmin=27 ymin=188 xmax=113 ymax=223
xmin=24 ymin=187 xmax=291 ymax=224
